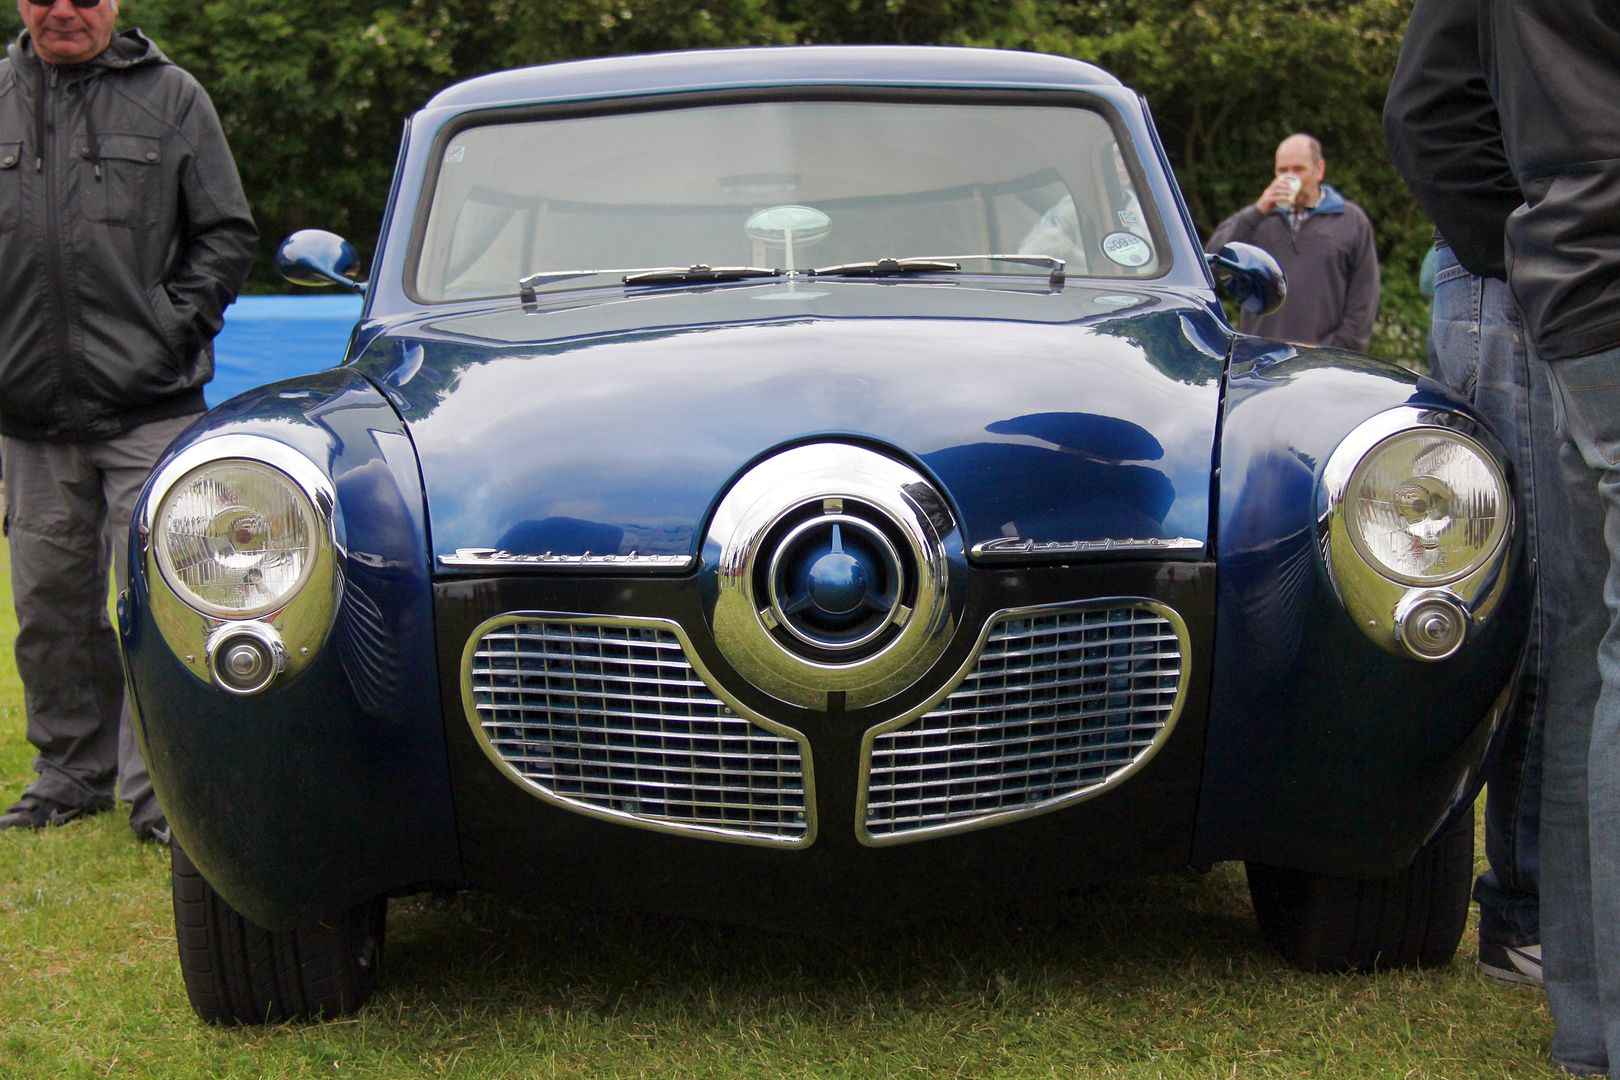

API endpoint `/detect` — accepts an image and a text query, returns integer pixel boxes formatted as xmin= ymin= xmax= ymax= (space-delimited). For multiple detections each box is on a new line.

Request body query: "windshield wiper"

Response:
xmin=919 ymin=254 xmax=1067 ymax=286
xmin=809 ymin=257 xmax=961 ymax=278
xmin=622 ymin=265 xmax=781 ymax=286
xmin=518 ymin=265 xmax=779 ymax=301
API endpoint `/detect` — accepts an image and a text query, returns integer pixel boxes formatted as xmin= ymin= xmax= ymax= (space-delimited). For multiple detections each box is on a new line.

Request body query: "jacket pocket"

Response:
xmin=148 ymin=283 xmax=187 ymax=362
xmin=0 ymin=141 xmax=20 ymax=228
xmin=87 ymin=134 xmax=162 ymax=228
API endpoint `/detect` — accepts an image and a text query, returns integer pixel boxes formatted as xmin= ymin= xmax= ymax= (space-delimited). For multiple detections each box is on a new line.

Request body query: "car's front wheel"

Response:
xmin=1245 ymin=812 xmax=1473 ymax=972
xmin=171 ymin=844 xmax=386 ymax=1023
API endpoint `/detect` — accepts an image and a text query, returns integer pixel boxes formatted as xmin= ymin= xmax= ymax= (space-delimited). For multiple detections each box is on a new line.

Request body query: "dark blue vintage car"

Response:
xmin=120 ymin=46 xmax=1526 ymax=1023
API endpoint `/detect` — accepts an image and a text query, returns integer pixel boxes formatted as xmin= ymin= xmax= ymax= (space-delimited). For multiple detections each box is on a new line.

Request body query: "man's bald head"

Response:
xmin=1274 ymin=133 xmax=1326 ymax=206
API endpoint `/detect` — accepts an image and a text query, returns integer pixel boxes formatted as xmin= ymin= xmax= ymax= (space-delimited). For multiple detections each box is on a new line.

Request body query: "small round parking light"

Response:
xmin=1394 ymin=592 xmax=1468 ymax=662
xmin=206 ymin=622 xmax=288 ymax=695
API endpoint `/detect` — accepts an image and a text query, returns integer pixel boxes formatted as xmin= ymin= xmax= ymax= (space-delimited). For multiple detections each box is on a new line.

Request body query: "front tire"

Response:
xmin=1245 ymin=812 xmax=1473 ymax=972
xmin=172 ymin=844 xmax=387 ymax=1023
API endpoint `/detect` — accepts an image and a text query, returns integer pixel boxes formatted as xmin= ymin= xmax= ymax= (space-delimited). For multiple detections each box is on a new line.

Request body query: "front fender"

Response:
xmin=1194 ymin=342 xmax=1528 ymax=877
xmin=121 ymin=369 xmax=461 ymax=929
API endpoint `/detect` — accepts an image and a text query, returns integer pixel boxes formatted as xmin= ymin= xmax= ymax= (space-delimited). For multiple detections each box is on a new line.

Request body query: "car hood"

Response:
xmin=348 ymin=280 xmax=1228 ymax=568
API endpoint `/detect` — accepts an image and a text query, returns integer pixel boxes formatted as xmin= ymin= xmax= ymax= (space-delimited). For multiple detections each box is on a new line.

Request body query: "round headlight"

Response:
xmin=153 ymin=459 xmax=323 ymax=618
xmin=1344 ymin=429 xmax=1508 ymax=585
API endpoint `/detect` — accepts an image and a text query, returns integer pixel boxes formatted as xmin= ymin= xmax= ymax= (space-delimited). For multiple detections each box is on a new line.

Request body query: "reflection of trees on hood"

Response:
xmin=353 ymin=326 xmax=712 ymax=421
xmin=986 ymin=411 xmax=1164 ymax=462
xmin=1089 ymin=310 xmax=1223 ymax=388
xmin=354 ymin=336 xmax=473 ymax=418
xmin=927 ymin=409 xmax=1177 ymax=542
xmin=363 ymin=301 xmax=1230 ymax=424
xmin=1256 ymin=346 xmax=1409 ymax=382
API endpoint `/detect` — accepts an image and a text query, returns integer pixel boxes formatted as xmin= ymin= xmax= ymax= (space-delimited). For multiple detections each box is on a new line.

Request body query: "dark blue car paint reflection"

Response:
xmin=356 ymin=284 xmax=1224 ymax=566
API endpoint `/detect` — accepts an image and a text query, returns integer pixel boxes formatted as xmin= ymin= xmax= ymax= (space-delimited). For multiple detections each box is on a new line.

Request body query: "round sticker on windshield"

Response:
xmin=1100 ymin=232 xmax=1153 ymax=268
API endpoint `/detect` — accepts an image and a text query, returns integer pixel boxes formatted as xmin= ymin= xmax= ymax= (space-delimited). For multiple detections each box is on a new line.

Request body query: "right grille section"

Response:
xmin=864 ymin=604 xmax=1186 ymax=840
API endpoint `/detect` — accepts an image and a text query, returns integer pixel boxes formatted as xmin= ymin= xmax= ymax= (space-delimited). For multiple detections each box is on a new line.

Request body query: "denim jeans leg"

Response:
xmin=1541 ymin=345 xmax=1620 ymax=1076
xmin=1429 ymin=246 xmax=1551 ymax=947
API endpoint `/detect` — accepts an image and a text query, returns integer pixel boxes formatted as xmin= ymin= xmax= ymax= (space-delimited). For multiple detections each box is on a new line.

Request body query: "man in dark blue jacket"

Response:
xmin=0 ymin=0 xmax=256 ymax=843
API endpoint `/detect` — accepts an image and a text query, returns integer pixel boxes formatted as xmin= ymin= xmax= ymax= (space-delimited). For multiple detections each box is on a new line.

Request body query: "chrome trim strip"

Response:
xmin=140 ymin=435 xmax=343 ymax=689
xmin=461 ymin=611 xmax=817 ymax=848
xmin=440 ymin=547 xmax=694 ymax=571
xmin=855 ymin=598 xmax=1190 ymax=847
xmin=1317 ymin=407 xmax=1516 ymax=659
xmin=970 ymin=536 xmax=1203 ymax=560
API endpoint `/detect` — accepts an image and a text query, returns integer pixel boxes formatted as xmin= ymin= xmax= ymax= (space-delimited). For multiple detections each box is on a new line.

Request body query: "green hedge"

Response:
xmin=2 ymin=0 xmax=1429 ymax=364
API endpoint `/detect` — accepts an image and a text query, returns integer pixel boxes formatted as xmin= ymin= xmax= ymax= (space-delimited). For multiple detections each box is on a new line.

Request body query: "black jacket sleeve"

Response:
xmin=1480 ymin=0 xmax=1620 ymax=360
xmin=1382 ymin=0 xmax=1520 ymax=281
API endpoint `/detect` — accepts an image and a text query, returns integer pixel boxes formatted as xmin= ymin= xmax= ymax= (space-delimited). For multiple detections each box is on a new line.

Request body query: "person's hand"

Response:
xmin=1257 ymin=175 xmax=1302 ymax=213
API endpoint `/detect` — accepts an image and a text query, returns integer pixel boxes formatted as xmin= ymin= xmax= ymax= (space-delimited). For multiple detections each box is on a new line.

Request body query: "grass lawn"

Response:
xmin=0 ymin=533 xmax=1559 ymax=1078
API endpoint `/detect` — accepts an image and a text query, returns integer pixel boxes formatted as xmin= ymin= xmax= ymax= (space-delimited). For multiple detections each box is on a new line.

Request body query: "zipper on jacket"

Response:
xmin=39 ymin=63 xmax=88 ymax=436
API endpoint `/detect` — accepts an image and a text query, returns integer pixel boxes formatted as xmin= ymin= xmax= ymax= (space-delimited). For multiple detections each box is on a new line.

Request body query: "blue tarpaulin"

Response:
xmin=207 ymin=294 xmax=364 ymax=408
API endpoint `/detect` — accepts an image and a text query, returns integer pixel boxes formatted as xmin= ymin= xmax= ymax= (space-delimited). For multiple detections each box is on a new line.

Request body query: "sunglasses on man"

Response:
xmin=25 ymin=0 xmax=105 ymax=8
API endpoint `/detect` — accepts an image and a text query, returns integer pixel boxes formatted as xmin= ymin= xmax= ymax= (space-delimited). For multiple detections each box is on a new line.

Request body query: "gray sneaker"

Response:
xmin=1478 ymin=940 xmax=1543 ymax=988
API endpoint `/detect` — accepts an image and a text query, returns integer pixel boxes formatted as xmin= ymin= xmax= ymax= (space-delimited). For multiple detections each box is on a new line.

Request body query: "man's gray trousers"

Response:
xmin=2 ymin=414 xmax=195 ymax=823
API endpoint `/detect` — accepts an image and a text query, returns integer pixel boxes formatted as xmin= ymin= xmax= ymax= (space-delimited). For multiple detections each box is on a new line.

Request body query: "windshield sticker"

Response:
xmin=1117 ymin=209 xmax=1143 ymax=228
xmin=1100 ymin=232 xmax=1153 ymax=268
xmin=444 ymin=145 xmax=466 ymax=164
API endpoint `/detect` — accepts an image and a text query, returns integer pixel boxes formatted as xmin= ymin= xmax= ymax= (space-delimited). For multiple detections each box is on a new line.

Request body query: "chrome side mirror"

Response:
xmin=276 ymin=230 xmax=366 ymax=293
xmin=1207 ymin=242 xmax=1286 ymax=317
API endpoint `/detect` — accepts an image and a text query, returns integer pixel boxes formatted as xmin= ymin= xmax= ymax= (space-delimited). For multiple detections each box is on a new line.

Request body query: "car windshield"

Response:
xmin=413 ymin=97 xmax=1165 ymax=301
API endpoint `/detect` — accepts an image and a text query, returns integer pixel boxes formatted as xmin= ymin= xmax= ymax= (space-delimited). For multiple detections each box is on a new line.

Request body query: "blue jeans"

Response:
xmin=1542 ymin=344 xmax=1620 ymax=1077
xmin=1430 ymin=245 xmax=1561 ymax=948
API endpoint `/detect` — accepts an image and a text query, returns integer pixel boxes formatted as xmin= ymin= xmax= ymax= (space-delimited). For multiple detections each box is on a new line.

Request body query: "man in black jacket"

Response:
xmin=1384 ymin=0 xmax=1570 ymax=994
xmin=1389 ymin=2 xmax=1620 ymax=1075
xmin=0 ymin=0 xmax=256 ymax=843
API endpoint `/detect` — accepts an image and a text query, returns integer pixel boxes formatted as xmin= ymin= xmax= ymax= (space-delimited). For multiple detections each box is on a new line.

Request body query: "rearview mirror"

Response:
xmin=744 ymin=205 xmax=831 ymax=271
xmin=1207 ymin=242 xmax=1286 ymax=317
xmin=276 ymin=230 xmax=366 ymax=293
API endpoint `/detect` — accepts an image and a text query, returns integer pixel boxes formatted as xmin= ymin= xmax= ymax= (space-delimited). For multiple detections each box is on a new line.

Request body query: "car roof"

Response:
xmin=424 ymin=46 xmax=1124 ymax=112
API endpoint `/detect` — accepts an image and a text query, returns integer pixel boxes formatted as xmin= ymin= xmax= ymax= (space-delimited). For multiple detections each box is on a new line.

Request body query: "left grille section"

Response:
xmin=464 ymin=615 xmax=813 ymax=845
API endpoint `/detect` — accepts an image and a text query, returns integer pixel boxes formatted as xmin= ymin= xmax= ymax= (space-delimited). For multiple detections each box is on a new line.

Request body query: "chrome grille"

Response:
xmin=863 ymin=603 xmax=1187 ymax=841
xmin=466 ymin=616 xmax=811 ymax=845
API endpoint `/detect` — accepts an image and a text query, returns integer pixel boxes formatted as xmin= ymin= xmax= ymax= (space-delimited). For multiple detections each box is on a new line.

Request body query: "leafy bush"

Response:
xmin=1 ymin=0 xmax=1430 ymax=363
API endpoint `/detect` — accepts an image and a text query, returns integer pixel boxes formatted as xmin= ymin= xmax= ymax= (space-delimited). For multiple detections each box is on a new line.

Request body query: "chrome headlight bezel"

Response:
xmin=1319 ymin=407 xmax=1516 ymax=661
xmin=141 ymin=435 xmax=343 ymax=693
xmin=1340 ymin=427 xmax=1509 ymax=587
xmin=151 ymin=457 xmax=324 ymax=619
